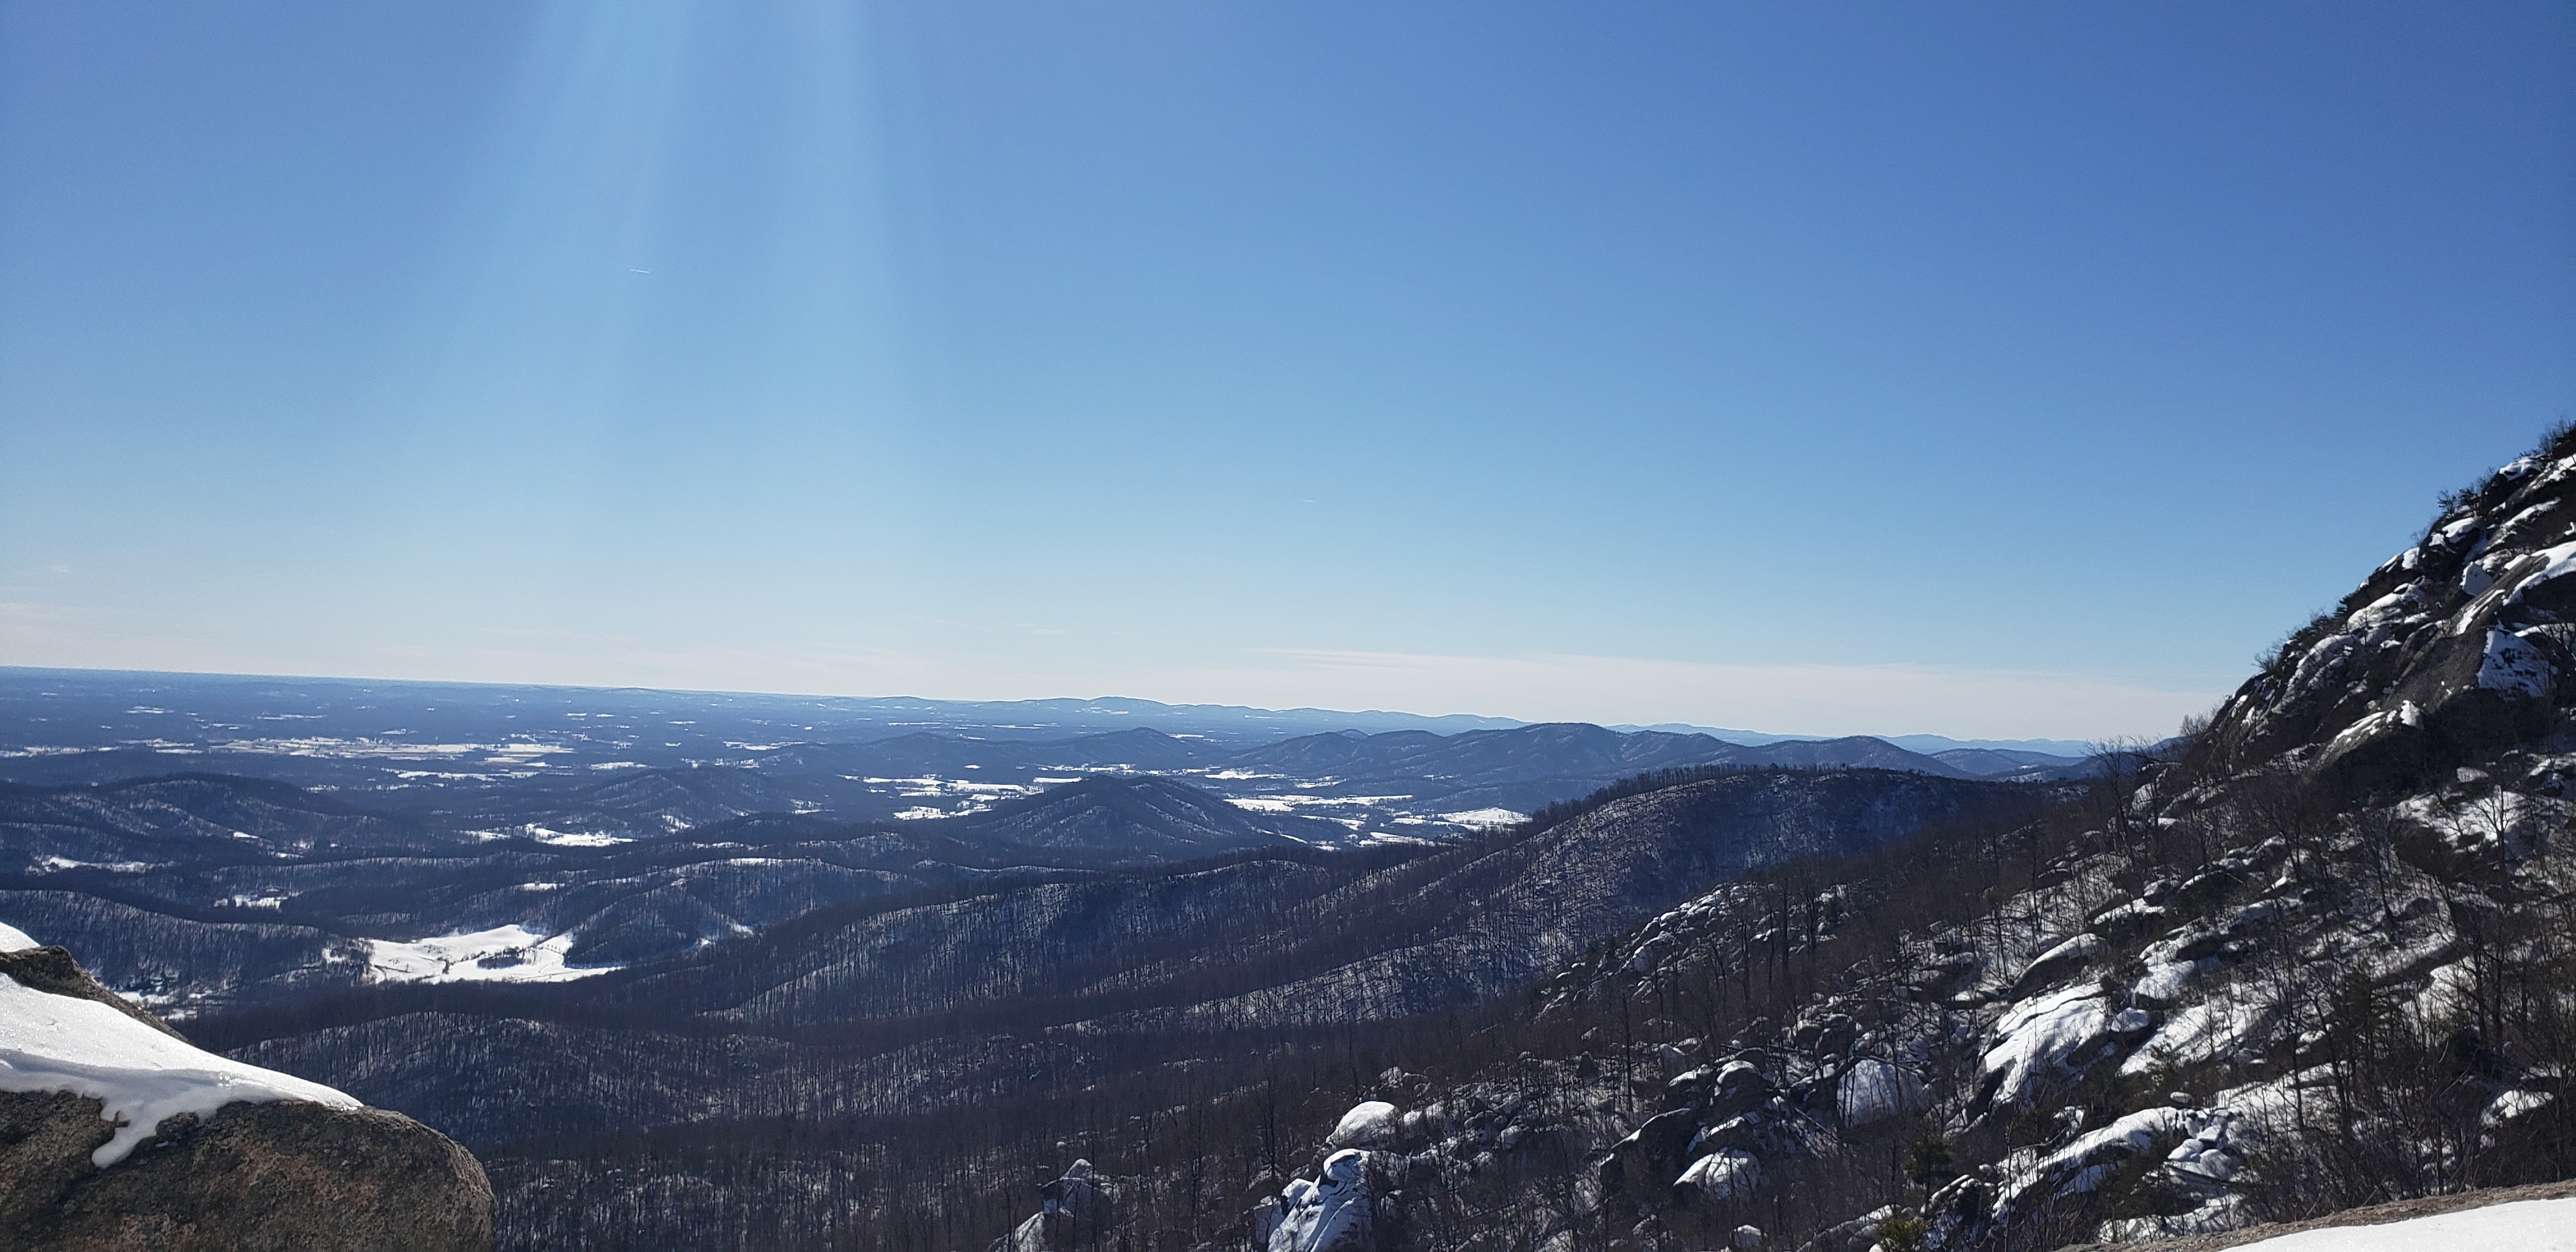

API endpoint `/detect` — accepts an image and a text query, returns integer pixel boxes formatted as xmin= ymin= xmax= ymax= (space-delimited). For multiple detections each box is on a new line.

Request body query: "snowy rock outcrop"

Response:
xmin=1259 ymin=1149 xmax=1383 ymax=1252
xmin=1004 ymin=1159 xmax=1116 ymax=1252
xmin=2211 ymin=440 xmax=2576 ymax=788
xmin=0 ymin=935 xmax=493 ymax=1250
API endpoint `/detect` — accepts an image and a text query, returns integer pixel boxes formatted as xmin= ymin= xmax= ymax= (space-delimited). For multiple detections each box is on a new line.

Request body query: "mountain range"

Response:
xmin=17 ymin=435 xmax=2576 ymax=1250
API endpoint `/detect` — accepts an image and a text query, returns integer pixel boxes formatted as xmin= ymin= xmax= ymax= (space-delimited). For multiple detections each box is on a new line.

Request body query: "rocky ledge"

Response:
xmin=0 ymin=935 xmax=493 ymax=1251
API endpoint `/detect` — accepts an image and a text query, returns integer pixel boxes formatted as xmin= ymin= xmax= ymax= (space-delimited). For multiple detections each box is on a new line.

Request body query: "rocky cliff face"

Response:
xmin=2209 ymin=428 xmax=2576 ymax=788
xmin=0 ymin=933 xmax=493 ymax=1251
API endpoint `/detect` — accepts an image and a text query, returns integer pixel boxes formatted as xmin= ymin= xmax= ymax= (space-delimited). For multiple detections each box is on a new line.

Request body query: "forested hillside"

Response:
xmin=140 ymin=767 xmax=2014 ymax=1248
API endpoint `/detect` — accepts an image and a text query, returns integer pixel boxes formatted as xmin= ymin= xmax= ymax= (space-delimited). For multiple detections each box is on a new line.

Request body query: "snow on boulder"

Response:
xmin=1836 ymin=1058 xmax=1924 ymax=1128
xmin=2485 ymin=1089 xmax=2555 ymax=1128
xmin=2041 ymin=1106 xmax=2186 ymax=1184
xmin=0 ymin=922 xmax=36 ymax=952
xmin=1266 ymin=1149 xmax=1376 ymax=1252
xmin=1997 ymin=1105 xmax=2191 ymax=1214
xmin=2013 ymin=933 xmax=2106 ymax=995
xmin=0 ymin=966 xmax=359 ymax=1166
xmin=2165 ymin=1110 xmax=2248 ymax=1183
xmin=2478 ymin=628 xmax=2558 ymax=698
xmin=2133 ymin=956 xmax=2217 ymax=1004
xmin=2485 ymin=539 xmax=2576 ymax=621
xmin=1982 ymin=984 xmax=2110 ymax=1108
xmin=1324 ymin=1099 xmax=1399 ymax=1149
xmin=1677 ymin=1149 xmax=1761 ymax=1202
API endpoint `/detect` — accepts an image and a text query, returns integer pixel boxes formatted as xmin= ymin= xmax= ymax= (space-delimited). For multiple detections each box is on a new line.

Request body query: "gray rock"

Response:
xmin=2011 ymin=933 xmax=2106 ymax=996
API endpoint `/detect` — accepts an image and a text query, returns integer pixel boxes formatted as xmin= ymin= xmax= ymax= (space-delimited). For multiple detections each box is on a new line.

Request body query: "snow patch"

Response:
xmin=2485 ymin=1089 xmax=2554 ymax=1128
xmin=2478 ymin=629 xmax=2556 ymax=698
xmin=2225 ymin=1196 xmax=2576 ymax=1251
xmin=521 ymin=826 xmax=628 ymax=848
xmin=2122 ymin=995 xmax=2266 ymax=1076
xmin=2135 ymin=957 xmax=2217 ymax=1004
xmin=0 ymin=922 xmax=36 ymax=952
xmin=1984 ymin=984 xmax=2109 ymax=1106
xmin=0 ymin=975 xmax=360 ymax=1166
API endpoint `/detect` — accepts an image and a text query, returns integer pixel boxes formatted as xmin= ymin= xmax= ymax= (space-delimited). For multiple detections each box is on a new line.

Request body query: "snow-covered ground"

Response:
xmin=0 ymin=932 xmax=360 ymax=1166
xmin=2228 ymin=1196 xmax=2576 ymax=1251
xmin=360 ymin=924 xmax=617 ymax=984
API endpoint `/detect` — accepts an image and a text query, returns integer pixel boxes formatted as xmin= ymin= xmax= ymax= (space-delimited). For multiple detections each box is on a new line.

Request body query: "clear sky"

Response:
xmin=2 ymin=2 xmax=2570 ymax=740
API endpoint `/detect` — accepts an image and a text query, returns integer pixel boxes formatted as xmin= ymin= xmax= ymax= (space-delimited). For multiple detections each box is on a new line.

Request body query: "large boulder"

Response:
xmin=1324 ymin=1100 xmax=1400 ymax=1150
xmin=0 ymin=939 xmax=492 ymax=1251
xmin=1607 ymin=1107 xmax=1703 ymax=1195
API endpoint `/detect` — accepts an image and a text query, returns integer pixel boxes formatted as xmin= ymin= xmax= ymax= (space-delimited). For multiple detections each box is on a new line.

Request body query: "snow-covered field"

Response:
xmin=360 ymin=924 xmax=617 ymax=984
xmin=2230 ymin=1196 xmax=2576 ymax=1251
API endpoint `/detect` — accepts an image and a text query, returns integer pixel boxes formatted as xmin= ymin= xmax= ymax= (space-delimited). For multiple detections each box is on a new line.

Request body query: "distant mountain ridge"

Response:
xmin=2 ymin=667 xmax=2103 ymax=767
xmin=1613 ymin=721 xmax=2099 ymax=758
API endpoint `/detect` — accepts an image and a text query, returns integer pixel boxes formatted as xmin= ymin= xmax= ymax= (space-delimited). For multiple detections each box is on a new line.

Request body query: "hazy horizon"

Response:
xmin=0 ymin=660 xmax=2141 ymax=751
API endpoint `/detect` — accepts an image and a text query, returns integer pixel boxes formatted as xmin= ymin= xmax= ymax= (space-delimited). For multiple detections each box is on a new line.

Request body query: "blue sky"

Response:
xmin=2 ymin=1 xmax=2570 ymax=739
